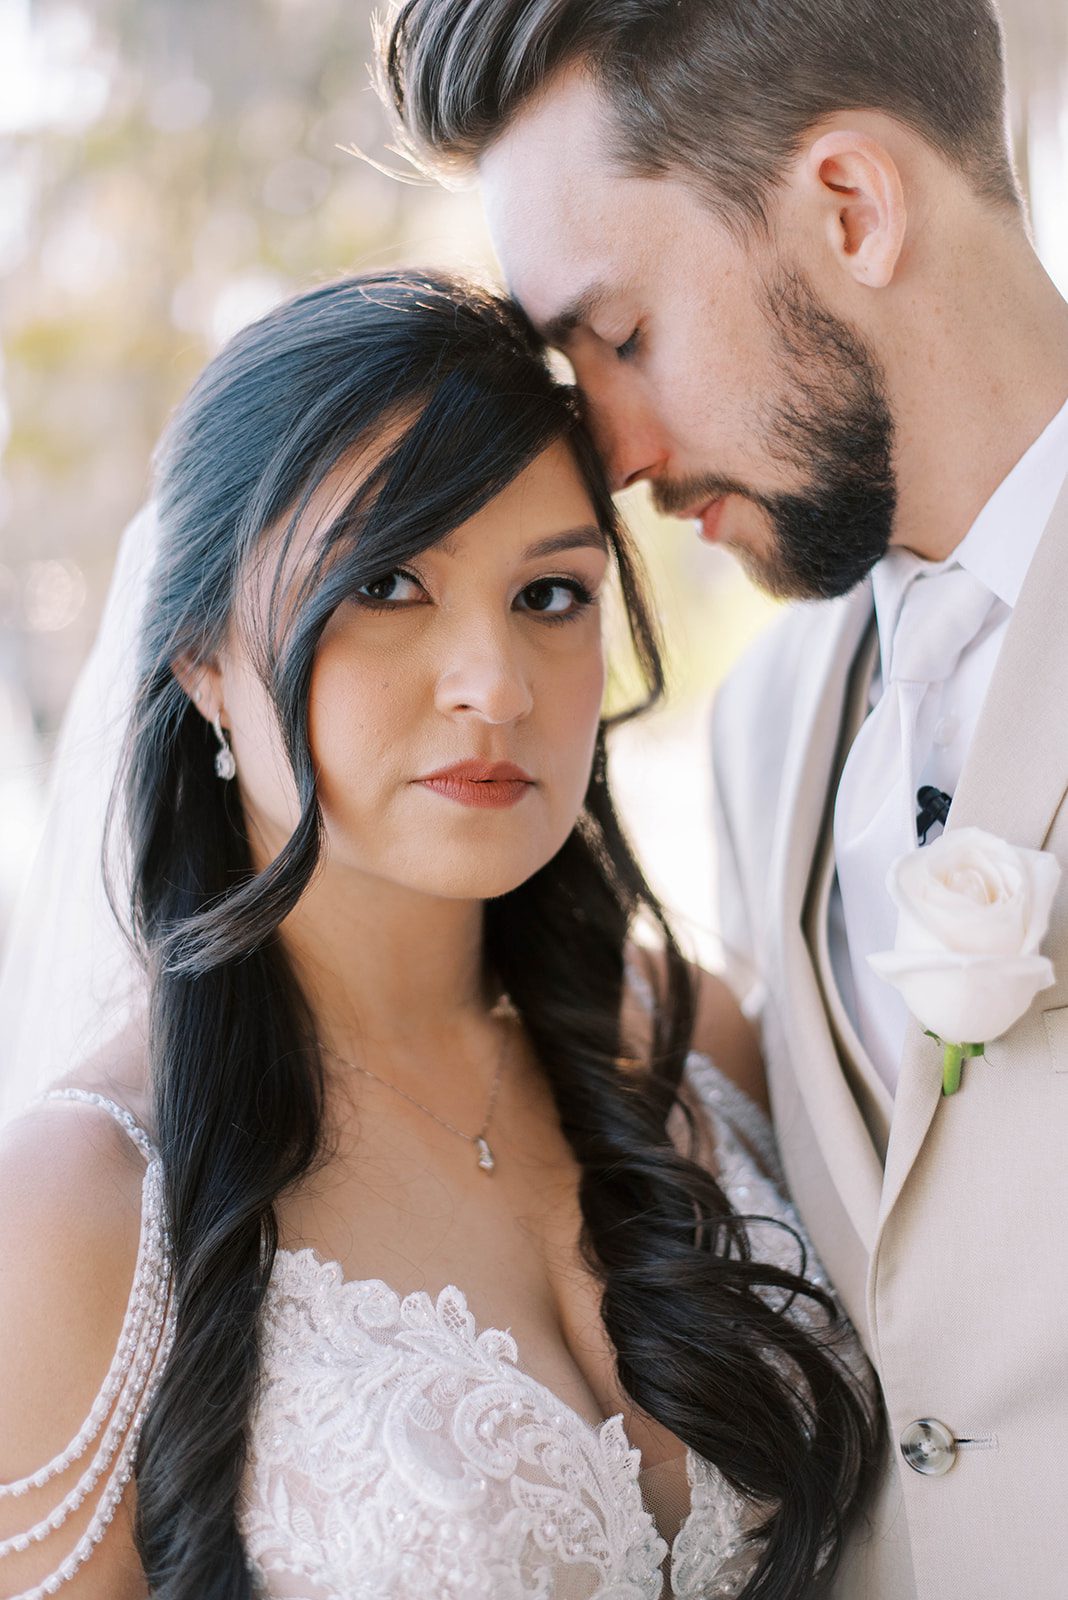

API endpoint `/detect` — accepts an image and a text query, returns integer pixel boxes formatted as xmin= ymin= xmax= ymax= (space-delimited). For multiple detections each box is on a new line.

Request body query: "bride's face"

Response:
xmin=217 ymin=438 xmax=610 ymax=901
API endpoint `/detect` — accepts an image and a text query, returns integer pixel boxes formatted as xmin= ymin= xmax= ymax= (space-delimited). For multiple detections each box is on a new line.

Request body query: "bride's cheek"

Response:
xmin=306 ymin=654 xmax=396 ymax=831
xmin=545 ymin=649 xmax=607 ymax=824
xmin=568 ymin=645 xmax=607 ymax=739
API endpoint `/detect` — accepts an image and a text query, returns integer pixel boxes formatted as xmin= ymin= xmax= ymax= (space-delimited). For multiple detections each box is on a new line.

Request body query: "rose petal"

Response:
xmin=867 ymin=950 xmax=1055 ymax=1043
xmin=888 ymin=831 xmax=1031 ymax=958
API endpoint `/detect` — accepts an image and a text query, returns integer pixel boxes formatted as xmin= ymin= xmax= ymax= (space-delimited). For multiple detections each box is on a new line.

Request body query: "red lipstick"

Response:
xmin=415 ymin=759 xmax=535 ymax=809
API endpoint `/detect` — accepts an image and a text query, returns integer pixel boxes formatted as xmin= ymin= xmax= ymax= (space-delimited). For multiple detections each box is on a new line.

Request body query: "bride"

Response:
xmin=0 ymin=270 xmax=880 ymax=1600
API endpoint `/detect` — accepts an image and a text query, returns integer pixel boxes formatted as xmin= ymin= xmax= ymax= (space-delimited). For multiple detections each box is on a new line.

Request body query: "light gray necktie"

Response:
xmin=834 ymin=563 xmax=995 ymax=1089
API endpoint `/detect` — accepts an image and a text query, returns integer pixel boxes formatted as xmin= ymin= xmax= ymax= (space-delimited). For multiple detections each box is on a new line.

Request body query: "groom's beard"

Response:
xmin=656 ymin=270 xmax=897 ymax=602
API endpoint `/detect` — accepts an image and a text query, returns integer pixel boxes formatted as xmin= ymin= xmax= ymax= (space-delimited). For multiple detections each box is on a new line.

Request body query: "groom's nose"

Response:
xmin=609 ymin=435 xmax=671 ymax=494
xmin=573 ymin=366 xmax=670 ymax=493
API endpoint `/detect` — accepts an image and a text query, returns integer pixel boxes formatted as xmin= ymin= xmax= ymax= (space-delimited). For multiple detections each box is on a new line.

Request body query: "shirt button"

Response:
xmin=932 ymin=714 xmax=960 ymax=748
xmin=900 ymin=1418 xmax=958 ymax=1476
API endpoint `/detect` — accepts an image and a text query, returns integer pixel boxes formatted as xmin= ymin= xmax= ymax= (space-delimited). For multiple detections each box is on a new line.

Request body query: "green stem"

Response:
xmin=941 ymin=1040 xmax=985 ymax=1096
xmin=942 ymin=1043 xmax=964 ymax=1096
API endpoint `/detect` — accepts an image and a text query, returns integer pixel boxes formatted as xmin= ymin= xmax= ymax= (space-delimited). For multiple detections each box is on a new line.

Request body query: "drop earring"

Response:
xmin=212 ymin=714 xmax=236 ymax=781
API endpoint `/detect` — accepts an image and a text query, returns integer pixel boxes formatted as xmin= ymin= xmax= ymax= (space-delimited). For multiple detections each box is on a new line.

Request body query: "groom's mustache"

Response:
xmin=651 ymin=472 xmax=755 ymax=519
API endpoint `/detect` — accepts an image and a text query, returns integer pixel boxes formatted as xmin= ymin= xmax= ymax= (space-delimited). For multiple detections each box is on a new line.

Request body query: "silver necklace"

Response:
xmin=316 ymin=994 xmax=516 ymax=1175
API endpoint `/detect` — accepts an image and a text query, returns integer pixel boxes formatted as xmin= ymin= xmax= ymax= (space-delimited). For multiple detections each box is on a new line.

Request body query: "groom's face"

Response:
xmin=481 ymin=71 xmax=897 ymax=601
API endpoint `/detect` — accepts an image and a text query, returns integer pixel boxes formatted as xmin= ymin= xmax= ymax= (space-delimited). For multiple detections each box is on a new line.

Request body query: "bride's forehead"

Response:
xmin=279 ymin=429 xmax=404 ymax=544
xmin=443 ymin=439 xmax=599 ymax=540
xmin=275 ymin=435 xmax=591 ymax=562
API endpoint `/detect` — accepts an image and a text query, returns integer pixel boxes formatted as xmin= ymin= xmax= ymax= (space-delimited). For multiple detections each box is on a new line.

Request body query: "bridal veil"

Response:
xmin=0 ymin=506 xmax=158 ymax=1129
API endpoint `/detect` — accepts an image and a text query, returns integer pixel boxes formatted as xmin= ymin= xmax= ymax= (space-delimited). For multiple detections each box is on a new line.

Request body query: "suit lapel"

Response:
xmin=879 ymin=469 xmax=1068 ymax=1229
xmin=768 ymin=582 xmax=885 ymax=1254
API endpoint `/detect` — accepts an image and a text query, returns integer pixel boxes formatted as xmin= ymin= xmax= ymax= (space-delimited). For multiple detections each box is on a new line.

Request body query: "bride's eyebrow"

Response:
xmin=434 ymin=525 xmax=608 ymax=562
xmin=521 ymin=526 xmax=609 ymax=561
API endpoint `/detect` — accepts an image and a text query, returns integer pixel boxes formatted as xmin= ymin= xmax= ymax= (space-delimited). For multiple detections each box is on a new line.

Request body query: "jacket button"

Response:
xmin=900 ymin=1418 xmax=957 ymax=1476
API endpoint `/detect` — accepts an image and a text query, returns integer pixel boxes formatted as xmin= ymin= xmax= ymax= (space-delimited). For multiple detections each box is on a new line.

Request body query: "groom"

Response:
xmin=382 ymin=1 xmax=1068 ymax=1596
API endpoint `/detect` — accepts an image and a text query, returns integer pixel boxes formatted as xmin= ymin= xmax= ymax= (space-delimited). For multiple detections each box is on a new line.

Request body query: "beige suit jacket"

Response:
xmin=711 ymin=471 xmax=1068 ymax=1600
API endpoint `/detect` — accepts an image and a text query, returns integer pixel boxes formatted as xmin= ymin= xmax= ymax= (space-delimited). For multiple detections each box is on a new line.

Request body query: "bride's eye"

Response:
xmin=517 ymin=577 xmax=596 ymax=621
xmin=354 ymin=570 xmax=424 ymax=607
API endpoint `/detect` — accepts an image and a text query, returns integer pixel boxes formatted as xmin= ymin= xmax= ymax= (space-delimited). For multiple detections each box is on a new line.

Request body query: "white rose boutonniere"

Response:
xmin=869 ymin=826 xmax=1061 ymax=1095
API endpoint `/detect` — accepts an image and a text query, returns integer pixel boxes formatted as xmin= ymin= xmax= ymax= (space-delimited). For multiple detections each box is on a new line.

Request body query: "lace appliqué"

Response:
xmin=242 ymin=1255 xmax=668 ymax=1600
xmin=669 ymin=1454 xmax=764 ymax=1600
xmin=237 ymin=1049 xmax=868 ymax=1600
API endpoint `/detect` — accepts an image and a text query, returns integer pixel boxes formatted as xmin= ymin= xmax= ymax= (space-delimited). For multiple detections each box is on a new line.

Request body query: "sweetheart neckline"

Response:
xmin=268 ymin=1241 xmax=695 ymax=1488
xmin=264 ymin=1056 xmax=754 ymax=1484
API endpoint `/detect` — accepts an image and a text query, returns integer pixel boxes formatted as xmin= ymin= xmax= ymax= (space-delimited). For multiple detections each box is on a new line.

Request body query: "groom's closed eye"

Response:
xmin=613 ymin=328 xmax=642 ymax=362
xmin=538 ymin=281 xmax=613 ymax=348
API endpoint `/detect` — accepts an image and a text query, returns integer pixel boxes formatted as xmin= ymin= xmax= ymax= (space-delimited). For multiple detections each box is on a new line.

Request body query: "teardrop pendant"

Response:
xmin=475 ymin=1136 xmax=496 ymax=1174
xmin=214 ymin=745 xmax=237 ymax=781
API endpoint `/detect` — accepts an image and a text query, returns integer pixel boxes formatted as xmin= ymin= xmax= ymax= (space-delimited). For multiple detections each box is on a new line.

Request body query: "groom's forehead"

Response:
xmin=483 ymin=206 xmax=620 ymax=338
xmin=480 ymin=72 xmax=635 ymax=320
xmin=479 ymin=68 xmax=727 ymax=331
xmin=484 ymin=191 xmax=664 ymax=348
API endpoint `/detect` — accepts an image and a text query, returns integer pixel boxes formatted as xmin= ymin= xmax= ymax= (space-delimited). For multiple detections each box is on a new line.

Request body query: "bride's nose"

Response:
xmin=433 ymin=615 xmax=534 ymax=725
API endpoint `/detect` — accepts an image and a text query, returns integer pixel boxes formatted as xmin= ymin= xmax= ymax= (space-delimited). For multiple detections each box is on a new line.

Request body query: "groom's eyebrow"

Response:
xmin=539 ymin=283 xmax=611 ymax=346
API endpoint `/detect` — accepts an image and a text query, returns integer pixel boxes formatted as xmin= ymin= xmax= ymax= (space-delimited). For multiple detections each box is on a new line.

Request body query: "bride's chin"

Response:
xmin=419 ymin=858 xmax=558 ymax=902
xmin=318 ymin=843 xmax=564 ymax=903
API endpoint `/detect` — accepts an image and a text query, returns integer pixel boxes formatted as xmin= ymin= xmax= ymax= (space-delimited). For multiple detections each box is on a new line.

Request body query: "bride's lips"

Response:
xmin=415 ymin=759 xmax=536 ymax=809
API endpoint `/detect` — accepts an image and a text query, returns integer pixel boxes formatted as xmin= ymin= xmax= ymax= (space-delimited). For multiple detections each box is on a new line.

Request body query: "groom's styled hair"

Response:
xmin=381 ymin=0 xmax=1021 ymax=228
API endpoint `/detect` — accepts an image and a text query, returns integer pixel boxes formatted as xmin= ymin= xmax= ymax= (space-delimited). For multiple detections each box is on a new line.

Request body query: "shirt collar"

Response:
xmin=872 ymin=390 xmax=1068 ymax=668
xmin=954 ymin=390 xmax=1068 ymax=607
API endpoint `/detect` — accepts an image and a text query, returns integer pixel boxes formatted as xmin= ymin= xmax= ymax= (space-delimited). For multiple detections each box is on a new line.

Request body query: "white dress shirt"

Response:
xmin=829 ymin=392 xmax=1068 ymax=1095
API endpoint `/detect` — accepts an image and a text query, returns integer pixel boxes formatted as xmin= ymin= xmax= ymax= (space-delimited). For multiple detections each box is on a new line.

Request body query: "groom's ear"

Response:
xmin=800 ymin=128 xmax=907 ymax=291
xmin=171 ymin=651 xmax=225 ymax=723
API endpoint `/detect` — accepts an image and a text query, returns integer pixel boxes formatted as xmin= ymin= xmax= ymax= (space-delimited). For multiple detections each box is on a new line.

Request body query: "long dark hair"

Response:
xmin=118 ymin=270 xmax=880 ymax=1600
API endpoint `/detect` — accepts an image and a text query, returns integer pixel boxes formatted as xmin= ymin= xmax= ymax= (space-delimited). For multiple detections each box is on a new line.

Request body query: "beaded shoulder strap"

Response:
xmin=0 ymin=1088 xmax=174 ymax=1598
xmin=31 ymin=1086 xmax=158 ymax=1163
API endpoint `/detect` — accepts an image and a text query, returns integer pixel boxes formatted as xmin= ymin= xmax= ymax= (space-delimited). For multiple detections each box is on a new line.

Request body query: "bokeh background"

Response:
xmin=1 ymin=0 xmax=1067 ymax=965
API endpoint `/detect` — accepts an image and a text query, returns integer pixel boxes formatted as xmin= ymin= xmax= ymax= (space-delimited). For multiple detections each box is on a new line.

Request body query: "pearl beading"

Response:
xmin=1 ymin=1089 xmax=176 ymax=1600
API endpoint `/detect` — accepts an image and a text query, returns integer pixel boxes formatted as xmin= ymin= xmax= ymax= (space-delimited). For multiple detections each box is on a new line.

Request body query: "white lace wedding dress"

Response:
xmin=3 ymin=1053 xmax=861 ymax=1600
